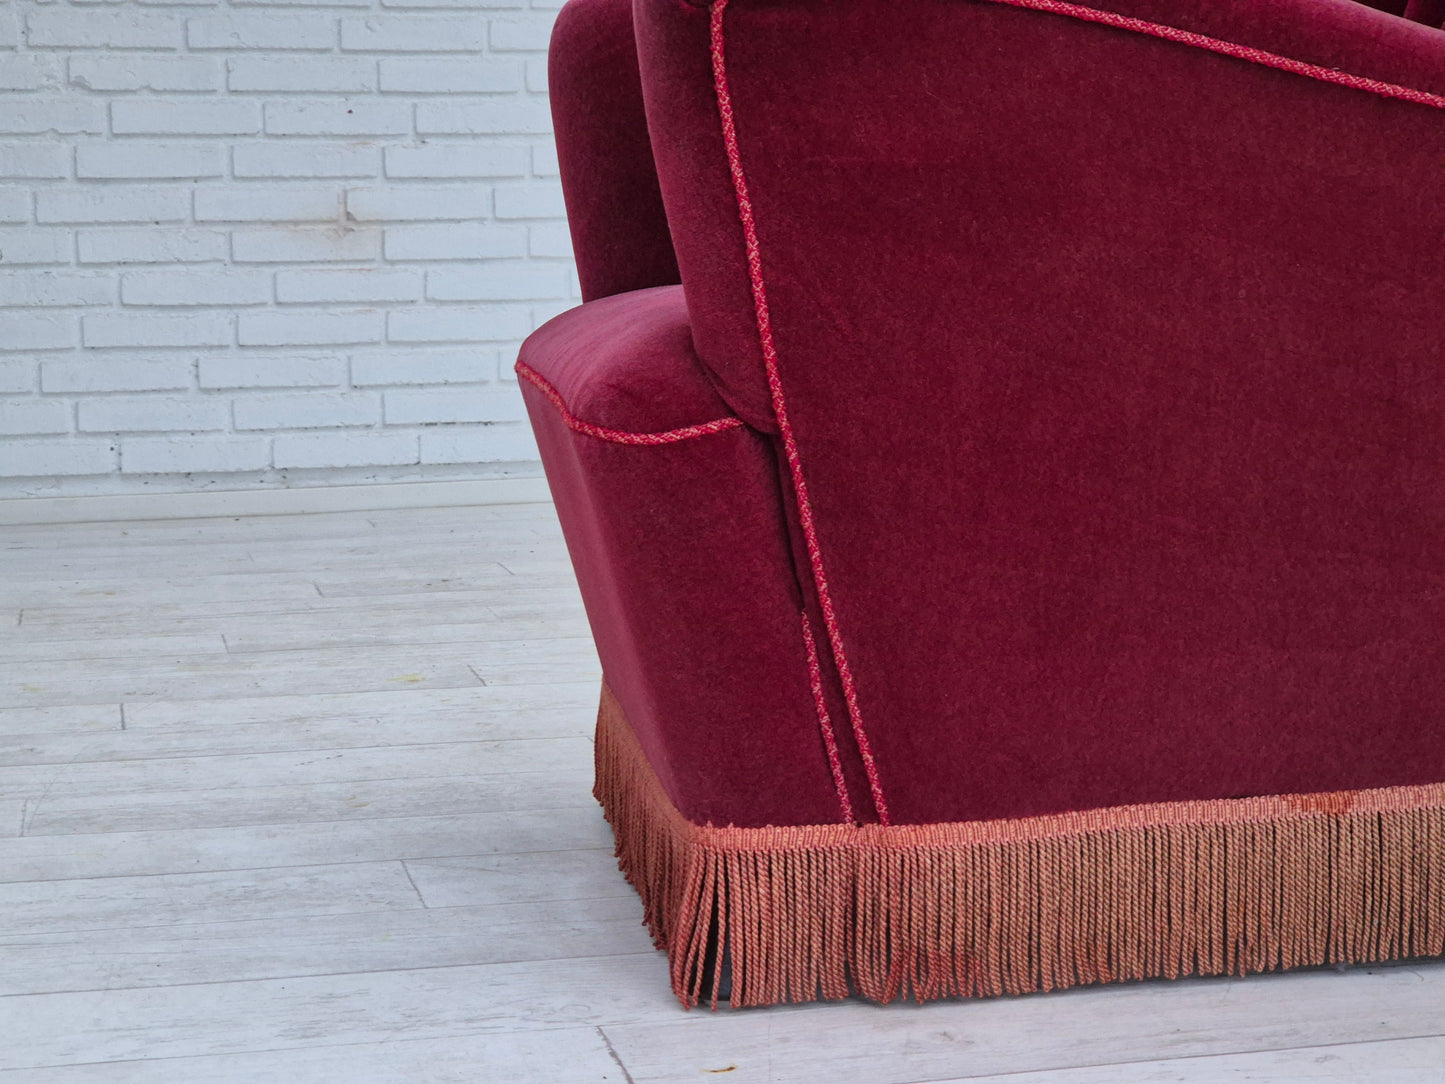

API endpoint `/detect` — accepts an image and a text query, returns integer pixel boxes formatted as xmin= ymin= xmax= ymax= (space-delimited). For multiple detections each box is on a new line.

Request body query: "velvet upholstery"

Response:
xmin=530 ymin=0 xmax=1445 ymax=832
xmin=518 ymin=286 xmax=843 ymax=827
xmin=521 ymin=286 xmax=734 ymax=434
xmin=548 ymin=0 xmax=679 ymax=302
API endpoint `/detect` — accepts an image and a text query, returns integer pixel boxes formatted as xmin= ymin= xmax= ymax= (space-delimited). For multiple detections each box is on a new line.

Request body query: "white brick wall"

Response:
xmin=0 ymin=0 xmax=575 ymax=498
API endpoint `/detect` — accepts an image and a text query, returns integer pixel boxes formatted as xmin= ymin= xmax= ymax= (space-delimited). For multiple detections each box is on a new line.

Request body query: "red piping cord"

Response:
xmin=710 ymin=0 xmax=891 ymax=825
xmin=516 ymin=359 xmax=745 ymax=446
xmin=983 ymin=0 xmax=1445 ymax=111
xmin=801 ymin=610 xmax=855 ymax=823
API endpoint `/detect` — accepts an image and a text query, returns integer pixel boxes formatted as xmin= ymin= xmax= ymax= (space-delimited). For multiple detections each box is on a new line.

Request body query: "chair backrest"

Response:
xmin=633 ymin=0 xmax=1445 ymax=825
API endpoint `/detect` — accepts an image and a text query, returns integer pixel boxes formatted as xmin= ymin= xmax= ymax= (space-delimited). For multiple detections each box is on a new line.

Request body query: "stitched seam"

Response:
xmin=983 ymin=0 xmax=1445 ymax=109
xmin=516 ymin=359 xmax=746 ymax=446
xmin=711 ymin=0 xmax=891 ymax=825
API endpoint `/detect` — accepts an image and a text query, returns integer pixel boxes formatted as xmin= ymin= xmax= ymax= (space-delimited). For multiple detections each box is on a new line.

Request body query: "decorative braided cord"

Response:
xmin=516 ymin=359 xmax=745 ymax=446
xmin=801 ymin=610 xmax=855 ymax=823
xmin=983 ymin=0 xmax=1445 ymax=110
xmin=709 ymin=0 xmax=890 ymax=825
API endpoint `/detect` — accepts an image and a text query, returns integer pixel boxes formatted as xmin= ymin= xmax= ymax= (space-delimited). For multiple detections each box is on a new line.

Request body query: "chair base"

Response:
xmin=593 ymin=682 xmax=1445 ymax=1008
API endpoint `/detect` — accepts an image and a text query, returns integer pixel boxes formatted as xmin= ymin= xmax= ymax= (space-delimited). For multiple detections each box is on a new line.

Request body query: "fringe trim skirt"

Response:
xmin=593 ymin=683 xmax=1445 ymax=1008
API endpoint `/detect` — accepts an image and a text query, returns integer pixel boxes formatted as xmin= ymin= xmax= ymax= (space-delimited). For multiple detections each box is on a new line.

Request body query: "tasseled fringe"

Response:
xmin=593 ymin=685 xmax=1445 ymax=1009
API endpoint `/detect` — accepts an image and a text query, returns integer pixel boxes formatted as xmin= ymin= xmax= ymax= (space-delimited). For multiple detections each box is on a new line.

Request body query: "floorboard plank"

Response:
xmin=120 ymin=680 xmax=597 ymax=731
xmin=0 ymin=649 xmax=489 ymax=708
xmin=21 ymin=770 xmax=597 ymax=835
xmin=0 ymin=713 xmax=594 ymax=768
xmin=0 ymin=895 xmax=651 ymax=996
xmin=11 ymin=585 xmax=584 ymax=633
xmin=221 ymin=614 xmax=592 ymax=654
xmin=0 ymin=575 xmax=319 ymax=609
xmin=0 ymin=736 xmax=593 ymax=798
xmin=0 ymin=705 xmax=121 ymax=737
xmin=0 ymin=634 xmax=229 ymax=664
xmin=0 ymin=637 xmax=602 ymax=707
xmin=0 ymin=806 xmax=615 ymax=884
xmin=0 ymin=861 xmax=422 ymax=938
xmin=0 ymin=955 xmax=678 ymax=1071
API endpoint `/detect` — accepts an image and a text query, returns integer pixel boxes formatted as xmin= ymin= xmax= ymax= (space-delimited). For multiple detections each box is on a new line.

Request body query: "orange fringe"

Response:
xmin=593 ymin=684 xmax=1445 ymax=1008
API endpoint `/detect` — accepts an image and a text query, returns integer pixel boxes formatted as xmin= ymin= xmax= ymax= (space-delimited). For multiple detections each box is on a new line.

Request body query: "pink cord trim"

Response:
xmin=710 ymin=0 xmax=890 ymax=825
xmin=516 ymin=360 xmax=745 ymax=446
xmin=801 ymin=610 xmax=854 ymax=823
xmin=983 ymin=0 xmax=1445 ymax=110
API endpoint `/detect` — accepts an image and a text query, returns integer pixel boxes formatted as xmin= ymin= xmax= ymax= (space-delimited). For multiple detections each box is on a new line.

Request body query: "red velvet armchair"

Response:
xmin=518 ymin=0 xmax=1445 ymax=1007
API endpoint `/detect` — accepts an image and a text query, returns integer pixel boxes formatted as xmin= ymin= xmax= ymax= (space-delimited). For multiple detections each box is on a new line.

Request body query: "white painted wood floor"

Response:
xmin=2 ymin=502 xmax=1443 ymax=1083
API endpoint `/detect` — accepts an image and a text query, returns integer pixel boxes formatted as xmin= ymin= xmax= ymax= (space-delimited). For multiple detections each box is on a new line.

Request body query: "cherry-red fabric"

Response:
xmin=517 ymin=286 xmax=845 ymax=827
xmin=548 ymin=0 xmax=679 ymax=302
xmin=520 ymin=286 xmax=736 ymax=435
xmin=622 ymin=0 xmax=1445 ymax=825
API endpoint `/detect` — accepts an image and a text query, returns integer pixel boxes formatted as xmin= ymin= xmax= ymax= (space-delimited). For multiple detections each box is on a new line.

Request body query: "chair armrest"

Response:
xmin=517 ymin=285 xmax=845 ymax=828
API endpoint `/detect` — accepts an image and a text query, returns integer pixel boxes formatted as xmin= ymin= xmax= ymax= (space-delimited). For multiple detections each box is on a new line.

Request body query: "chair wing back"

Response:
xmin=549 ymin=0 xmax=680 ymax=301
xmin=635 ymin=0 xmax=1445 ymax=825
